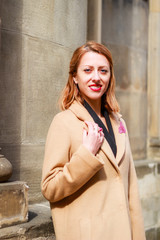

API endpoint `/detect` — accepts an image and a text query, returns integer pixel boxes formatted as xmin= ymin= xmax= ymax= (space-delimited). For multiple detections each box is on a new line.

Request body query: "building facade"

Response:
xmin=0 ymin=0 xmax=160 ymax=238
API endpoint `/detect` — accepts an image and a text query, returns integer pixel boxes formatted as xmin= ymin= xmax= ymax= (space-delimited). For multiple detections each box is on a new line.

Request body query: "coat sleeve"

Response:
xmin=126 ymin=131 xmax=146 ymax=240
xmin=41 ymin=113 xmax=104 ymax=203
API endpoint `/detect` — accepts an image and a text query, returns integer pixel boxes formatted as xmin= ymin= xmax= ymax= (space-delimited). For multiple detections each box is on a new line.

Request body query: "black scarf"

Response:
xmin=84 ymin=100 xmax=117 ymax=157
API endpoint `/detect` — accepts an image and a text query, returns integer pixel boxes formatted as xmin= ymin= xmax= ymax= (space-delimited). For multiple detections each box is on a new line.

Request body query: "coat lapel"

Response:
xmin=69 ymin=101 xmax=125 ymax=169
xmin=110 ymin=113 xmax=126 ymax=165
xmin=100 ymin=138 xmax=119 ymax=169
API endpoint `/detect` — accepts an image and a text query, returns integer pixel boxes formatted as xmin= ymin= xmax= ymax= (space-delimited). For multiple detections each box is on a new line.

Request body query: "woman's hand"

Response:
xmin=83 ymin=121 xmax=104 ymax=155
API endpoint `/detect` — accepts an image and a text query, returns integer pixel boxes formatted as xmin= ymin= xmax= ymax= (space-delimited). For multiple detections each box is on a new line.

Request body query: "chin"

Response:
xmin=84 ymin=96 xmax=102 ymax=102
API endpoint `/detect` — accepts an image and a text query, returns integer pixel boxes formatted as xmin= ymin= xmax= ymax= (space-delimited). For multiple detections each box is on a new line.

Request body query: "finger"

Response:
xmin=85 ymin=121 xmax=95 ymax=132
xmin=100 ymin=132 xmax=104 ymax=139
xmin=99 ymin=130 xmax=104 ymax=138
xmin=92 ymin=123 xmax=99 ymax=133
xmin=83 ymin=128 xmax=88 ymax=137
xmin=98 ymin=127 xmax=103 ymax=132
xmin=99 ymin=132 xmax=104 ymax=140
xmin=99 ymin=129 xmax=104 ymax=135
xmin=84 ymin=120 xmax=89 ymax=126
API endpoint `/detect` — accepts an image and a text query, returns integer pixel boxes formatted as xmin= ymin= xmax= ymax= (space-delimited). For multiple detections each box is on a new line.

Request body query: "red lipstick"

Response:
xmin=89 ymin=84 xmax=102 ymax=91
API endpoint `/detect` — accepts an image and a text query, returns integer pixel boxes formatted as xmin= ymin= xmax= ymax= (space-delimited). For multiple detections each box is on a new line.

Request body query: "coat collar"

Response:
xmin=69 ymin=101 xmax=126 ymax=170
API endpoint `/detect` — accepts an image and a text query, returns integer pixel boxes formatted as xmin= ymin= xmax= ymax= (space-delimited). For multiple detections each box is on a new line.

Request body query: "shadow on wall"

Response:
xmin=102 ymin=0 xmax=148 ymax=160
xmin=0 ymin=1 xmax=23 ymax=181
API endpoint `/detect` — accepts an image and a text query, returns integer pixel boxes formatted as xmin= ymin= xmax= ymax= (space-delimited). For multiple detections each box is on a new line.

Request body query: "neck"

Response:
xmin=83 ymin=98 xmax=102 ymax=117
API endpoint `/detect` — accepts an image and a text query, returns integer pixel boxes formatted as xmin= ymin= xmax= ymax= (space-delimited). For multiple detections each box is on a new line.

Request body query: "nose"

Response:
xmin=93 ymin=70 xmax=100 ymax=81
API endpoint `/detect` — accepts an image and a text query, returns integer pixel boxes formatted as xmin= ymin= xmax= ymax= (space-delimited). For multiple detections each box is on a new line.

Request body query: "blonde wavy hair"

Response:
xmin=59 ymin=41 xmax=119 ymax=113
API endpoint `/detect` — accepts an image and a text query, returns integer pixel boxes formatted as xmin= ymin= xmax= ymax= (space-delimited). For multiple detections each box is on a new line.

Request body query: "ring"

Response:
xmin=98 ymin=127 xmax=103 ymax=132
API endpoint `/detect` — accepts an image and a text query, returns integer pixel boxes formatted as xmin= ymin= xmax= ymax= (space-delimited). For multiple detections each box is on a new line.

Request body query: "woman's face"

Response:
xmin=74 ymin=51 xmax=111 ymax=104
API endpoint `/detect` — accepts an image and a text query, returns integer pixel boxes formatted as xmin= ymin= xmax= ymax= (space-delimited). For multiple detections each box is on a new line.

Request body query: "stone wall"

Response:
xmin=136 ymin=160 xmax=160 ymax=238
xmin=102 ymin=0 xmax=149 ymax=160
xmin=147 ymin=0 xmax=160 ymax=160
xmin=101 ymin=1 xmax=160 ymax=237
xmin=0 ymin=0 xmax=87 ymax=203
xmin=1 ymin=2 xmax=160 ymax=238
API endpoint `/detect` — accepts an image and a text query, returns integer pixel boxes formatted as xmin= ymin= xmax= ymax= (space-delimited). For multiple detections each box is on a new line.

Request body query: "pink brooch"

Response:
xmin=119 ymin=121 xmax=126 ymax=134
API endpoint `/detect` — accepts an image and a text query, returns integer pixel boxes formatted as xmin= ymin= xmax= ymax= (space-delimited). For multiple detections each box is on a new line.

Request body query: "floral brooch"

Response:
xmin=119 ymin=121 xmax=126 ymax=134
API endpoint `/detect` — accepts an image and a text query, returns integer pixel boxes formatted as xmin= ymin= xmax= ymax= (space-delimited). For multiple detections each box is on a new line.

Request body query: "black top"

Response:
xmin=84 ymin=100 xmax=117 ymax=157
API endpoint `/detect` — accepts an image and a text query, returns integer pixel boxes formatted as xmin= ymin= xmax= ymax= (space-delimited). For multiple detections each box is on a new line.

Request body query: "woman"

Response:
xmin=41 ymin=41 xmax=146 ymax=240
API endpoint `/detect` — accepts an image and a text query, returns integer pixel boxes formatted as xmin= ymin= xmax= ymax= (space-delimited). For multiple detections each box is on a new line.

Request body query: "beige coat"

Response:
xmin=41 ymin=101 xmax=146 ymax=240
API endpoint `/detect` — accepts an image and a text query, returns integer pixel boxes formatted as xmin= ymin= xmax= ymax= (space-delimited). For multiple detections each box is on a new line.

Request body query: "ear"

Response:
xmin=73 ymin=77 xmax=78 ymax=84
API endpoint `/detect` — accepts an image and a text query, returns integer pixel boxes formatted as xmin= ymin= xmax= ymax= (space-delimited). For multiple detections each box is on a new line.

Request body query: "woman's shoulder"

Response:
xmin=51 ymin=109 xmax=76 ymax=126
xmin=110 ymin=111 xmax=128 ymax=128
xmin=110 ymin=111 xmax=122 ymax=123
xmin=55 ymin=108 xmax=75 ymax=118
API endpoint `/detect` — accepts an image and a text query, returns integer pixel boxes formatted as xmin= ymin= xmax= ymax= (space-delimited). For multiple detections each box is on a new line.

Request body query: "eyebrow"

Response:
xmin=81 ymin=65 xmax=109 ymax=68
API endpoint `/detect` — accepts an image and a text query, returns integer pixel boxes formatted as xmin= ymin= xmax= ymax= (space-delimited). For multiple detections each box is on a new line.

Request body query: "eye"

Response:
xmin=100 ymin=69 xmax=108 ymax=74
xmin=84 ymin=68 xmax=91 ymax=73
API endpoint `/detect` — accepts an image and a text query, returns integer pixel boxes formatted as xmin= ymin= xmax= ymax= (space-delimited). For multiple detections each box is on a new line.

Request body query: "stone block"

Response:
xmin=135 ymin=160 xmax=160 ymax=229
xmin=0 ymin=144 xmax=45 ymax=203
xmin=22 ymin=36 xmax=72 ymax=143
xmin=0 ymin=0 xmax=87 ymax=49
xmin=0 ymin=0 xmax=88 ymax=204
xmin=50 ymin=0 xmax=87 ymax=49
xmin=104 ymin=44 xmax=147 ymax=92
xmin=148 ymin=95 xmax=160 ymax=141
xmin=150 ymin=0 xmax=160 ymax=12
xmin=0 ymin=30 xmax=22 ymax=144
xmin=157 ymin=226 xmax=160 ymax=240
xmin=145 ymin=228 xmax=157 ymax=240
xmin=102 ymin=0 xmax=148 ymax=50
xmin=0 ymin=181 xmax=29 ymax=228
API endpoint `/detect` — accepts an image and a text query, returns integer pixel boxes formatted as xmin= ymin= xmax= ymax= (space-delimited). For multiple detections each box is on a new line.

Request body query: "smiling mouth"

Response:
xmin=89 ymin=84 xmax=102 ymax=91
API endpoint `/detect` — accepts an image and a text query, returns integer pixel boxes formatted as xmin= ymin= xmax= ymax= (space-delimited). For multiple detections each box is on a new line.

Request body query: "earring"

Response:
xmin=73 ymin=77 xmax=77 ymax=84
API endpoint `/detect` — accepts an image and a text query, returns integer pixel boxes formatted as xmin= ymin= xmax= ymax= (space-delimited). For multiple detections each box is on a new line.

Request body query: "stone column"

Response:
xmin=148 ymin=0 xmax=160 ymax=159
xmin=87 ymin=0 xmax=102 ymax=42
xmin=0 ymin=19 xmax=13 ymax=182
xmin=0 ymin=0 xmax=87 ymax=203
xmin=101 ymin=0 xmax=148 ymax=160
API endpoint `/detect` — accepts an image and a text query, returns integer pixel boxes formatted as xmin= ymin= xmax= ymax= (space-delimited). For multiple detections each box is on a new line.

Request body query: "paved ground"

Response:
xmin=0 ymin=202 xmax=56 ymax=240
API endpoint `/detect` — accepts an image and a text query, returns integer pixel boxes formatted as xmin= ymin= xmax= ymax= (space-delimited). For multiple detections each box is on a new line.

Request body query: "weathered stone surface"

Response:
xmin=102 ymin=0 xmax=148 ymax=159
xmin=150 ymin=0 xmax=160 ymax=12
xmin=107 ymin=44 xmax=147 ymax=91
xmin=102 ymin=0 xmax=148 ymax=50
xmin=0 ymin=0 xmax=87 ymax=204
xmin=148 ymin=0 xmax=160 ymax=159
xmin=0 ymin=181 xmax=29 ymax=228
xmin=135 ymin=160 xmax=160 ymax=229
xmin=51 ymin=0 xmax=87 ymax=49
xmin=0 ymin=0 xmax=87 ymax=49
xmin=22 ymin=36 xmax=72 ymax=143
xmin=87 ymin=0 xmax=102 ymax=42
xmin=0 ymin=0 xmax=160 ymax=238
xmin=145 ymin=228 xmax=157 ymax=240
xmin=116 ymin=91 xmax=147 ymax=159
xmin=0 ymin=202 xmax=55 ymax=239
xmin=0 ymin=144 xmax=45 ymax=203
xmin=145 ymin=226 xmax=160 ymax=240
xmin=0 ymin=30 xmax=22 ymax=144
